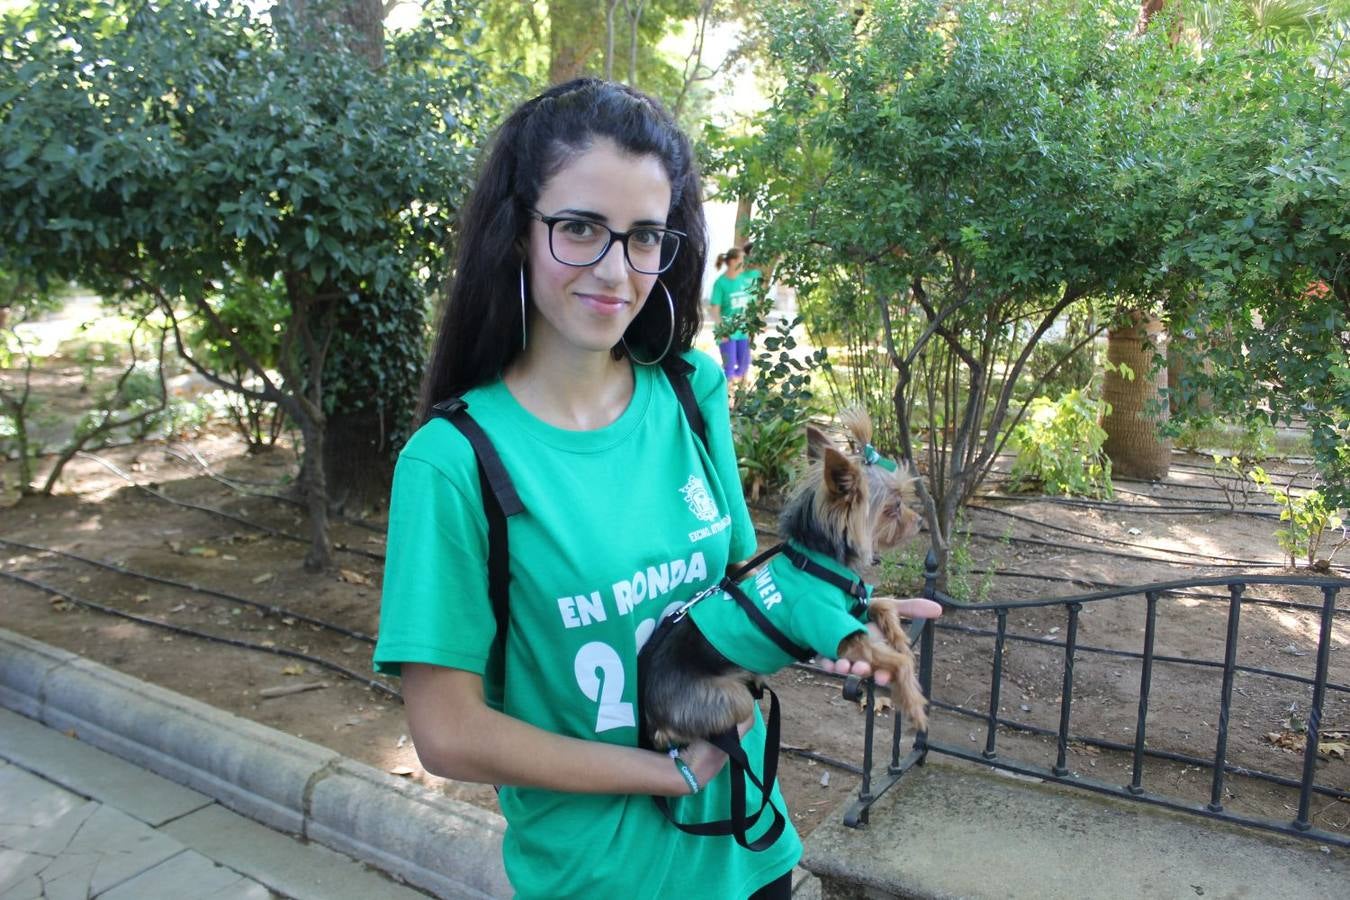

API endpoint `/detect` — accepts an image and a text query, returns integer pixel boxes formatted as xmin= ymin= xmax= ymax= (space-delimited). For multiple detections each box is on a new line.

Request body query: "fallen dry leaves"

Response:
xmin=1264 ymin=729 xmax=1349 ymax=759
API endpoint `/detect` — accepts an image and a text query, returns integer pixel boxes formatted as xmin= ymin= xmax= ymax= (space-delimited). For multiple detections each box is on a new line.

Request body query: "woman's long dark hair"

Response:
xmin=418 ymin=79 xmax=708 ymax=418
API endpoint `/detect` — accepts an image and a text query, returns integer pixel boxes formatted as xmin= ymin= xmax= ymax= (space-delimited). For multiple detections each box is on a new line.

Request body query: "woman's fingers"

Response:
xmin=890 ymin=597 xmax=943 ymax=619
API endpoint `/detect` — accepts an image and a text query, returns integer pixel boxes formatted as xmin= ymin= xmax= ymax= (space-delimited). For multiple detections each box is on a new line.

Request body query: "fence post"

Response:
xmin=918 ymin=549 xmax=940 ymax=756
xmin=1295 ymin=584 xmax=1340 ymax=830
xmin=1209 ymin=583 xmax=1245 ymax=812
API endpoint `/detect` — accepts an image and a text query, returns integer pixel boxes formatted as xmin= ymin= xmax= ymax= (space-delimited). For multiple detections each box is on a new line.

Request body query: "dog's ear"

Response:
xmin=806 ymin=426 xmax=834 ymax=461
xmin=822 ymin=446 xmax=860 ymax=499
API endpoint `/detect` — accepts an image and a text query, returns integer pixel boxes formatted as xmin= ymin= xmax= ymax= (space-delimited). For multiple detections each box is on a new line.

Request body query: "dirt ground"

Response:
xmin=2 ymin=356 xmax=1348 ymax=844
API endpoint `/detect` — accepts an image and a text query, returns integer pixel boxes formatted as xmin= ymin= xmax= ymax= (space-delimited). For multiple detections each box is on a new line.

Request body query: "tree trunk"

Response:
xmin=1102 ymin=311 xmax=1171 ymax=480
xmin=734 ymin=196 xmax=753 ymax=247
xmin=297 ymin=411 xmax=335 ymax=571
xmin=276 ymin=0 xmax=384 ymax=66
xmin=604 ymin=0 xmax=619 ymax=80
xmin=1166 ymin=328 xmax=1214 ymax=416
xmin=627 ymin=0 xmax=645 ymax=86
xmin=549 ymin=0 xmax=604 ymax=84
xmin=322 ymin=404 xmax=394 ymax=513
xmin=280 ymin=0 xmax=408 ymax=515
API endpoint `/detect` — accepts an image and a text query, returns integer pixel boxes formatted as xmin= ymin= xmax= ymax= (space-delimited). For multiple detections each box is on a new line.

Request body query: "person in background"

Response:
xmin=709 ymin=246 xmax=761 ymax=401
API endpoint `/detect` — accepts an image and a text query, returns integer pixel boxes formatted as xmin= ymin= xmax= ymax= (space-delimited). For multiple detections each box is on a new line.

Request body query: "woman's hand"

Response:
xmin=673 ymin=714 xmax=755 ymax=792
xmin=817 ymin=597 xmax=942 ymax=686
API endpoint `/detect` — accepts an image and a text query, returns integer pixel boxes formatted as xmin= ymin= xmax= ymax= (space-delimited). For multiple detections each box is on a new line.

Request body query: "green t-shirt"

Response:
xmin=690 ymin=542 xmax=871 ymax=674
xmin=710 ymin=269 xmax=761 ymax=341
xmin=373 ymin=350 xmax=801 ymax=898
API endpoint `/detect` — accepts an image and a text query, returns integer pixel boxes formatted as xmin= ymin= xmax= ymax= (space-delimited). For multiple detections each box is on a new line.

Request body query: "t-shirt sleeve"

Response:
xmin=372 ymin=434 xmax=497 ymax=677
xmin=684 ymin=349 xmax=757 ymax=563
xmin=789 ymin=601 xmax=867 ymax=660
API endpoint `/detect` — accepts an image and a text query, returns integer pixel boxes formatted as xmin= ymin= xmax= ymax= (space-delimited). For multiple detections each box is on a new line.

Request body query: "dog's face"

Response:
xmin=865 ymin=460 xmax=922 ymax=551
xmin=801 ymin=419 xmax=921 ymax=568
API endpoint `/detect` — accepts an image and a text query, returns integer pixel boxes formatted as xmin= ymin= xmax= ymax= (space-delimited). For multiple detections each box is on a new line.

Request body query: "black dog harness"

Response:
xmin=639 ymin=541 xmax=872 ymax=850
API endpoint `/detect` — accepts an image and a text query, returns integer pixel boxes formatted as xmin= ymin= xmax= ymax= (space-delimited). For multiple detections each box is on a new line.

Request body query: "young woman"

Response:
xmin=374 ymin=79 xmax=935 ymax=898
xmin=709 ymin=246 xmax=760 ymax=393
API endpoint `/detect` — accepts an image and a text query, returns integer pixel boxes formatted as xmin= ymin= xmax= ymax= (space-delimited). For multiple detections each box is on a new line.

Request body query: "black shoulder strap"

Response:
xmin=660 ymin=355 xmax=708 ymax=451
xmin=429 ymin=398 xmax=524 ymax=641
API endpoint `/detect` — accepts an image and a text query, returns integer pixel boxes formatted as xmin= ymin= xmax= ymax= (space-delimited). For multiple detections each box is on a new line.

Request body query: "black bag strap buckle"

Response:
xmin=430 ymin=397 xmax=524 ymax=518
xmin=430 ymin=398 xmax=468 ymax=417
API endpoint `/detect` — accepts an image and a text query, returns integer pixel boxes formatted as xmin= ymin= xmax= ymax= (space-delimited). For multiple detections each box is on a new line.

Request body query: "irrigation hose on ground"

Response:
xmin=77 ymin=451 xmax=385 ymax=563
xmin=0 ymin=536 xmax=374 ymax=643
xmin=0 ymin=568 xmax=400 ymax=701
xmin=964 ymin=505 xmax=1305 ymax=569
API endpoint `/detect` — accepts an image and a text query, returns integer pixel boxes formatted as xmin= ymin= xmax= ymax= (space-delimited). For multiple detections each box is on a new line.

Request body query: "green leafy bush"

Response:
xmin=731 ymin=414 xmax=803 ymax=504
xmin=731 ymin=315 xmax=826 ymax=502
xmin=1008 ymin=390 xmax=1115 ymax=499
xmin=1248 ymin=466 xmax=1345 ymax=567
xmin=1175 ymin=417 xmax=1277 ymax=459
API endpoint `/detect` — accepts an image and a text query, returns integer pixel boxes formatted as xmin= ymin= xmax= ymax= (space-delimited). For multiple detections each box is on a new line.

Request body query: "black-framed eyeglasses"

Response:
xmin=528 ymin=210 xmax=684 ymax=275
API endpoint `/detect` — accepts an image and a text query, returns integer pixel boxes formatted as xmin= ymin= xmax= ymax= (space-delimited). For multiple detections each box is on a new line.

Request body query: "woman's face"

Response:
xmin=525 ymin=137 xmax=673 ymax=361
xmin=725 ymin=254 xmax=743 ymax=276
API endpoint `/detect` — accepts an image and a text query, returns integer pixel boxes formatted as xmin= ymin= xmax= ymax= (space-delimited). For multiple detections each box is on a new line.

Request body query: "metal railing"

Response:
xmin=841 ymin=552 xmax=1349 ymax=847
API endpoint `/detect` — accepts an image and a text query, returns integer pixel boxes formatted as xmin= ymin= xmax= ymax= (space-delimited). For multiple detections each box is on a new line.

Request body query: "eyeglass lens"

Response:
xmin=548 ymin=218 xmax=680 ymax=274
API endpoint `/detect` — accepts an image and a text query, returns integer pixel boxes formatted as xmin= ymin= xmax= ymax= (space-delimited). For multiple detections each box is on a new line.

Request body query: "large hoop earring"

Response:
xmin=519 ymin=264 xmax=528 ymax=350
xmin=622 ymin=280 xmax=675 ymax=367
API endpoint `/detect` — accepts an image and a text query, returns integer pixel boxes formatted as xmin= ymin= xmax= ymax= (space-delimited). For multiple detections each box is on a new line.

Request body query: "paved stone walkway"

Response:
xmin=0 ymin=708 xmax=428 ymax=900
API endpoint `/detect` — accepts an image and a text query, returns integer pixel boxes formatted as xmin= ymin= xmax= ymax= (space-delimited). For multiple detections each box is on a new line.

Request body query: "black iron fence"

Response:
xmin=841 ymin=552 xmax=1349 ymax=847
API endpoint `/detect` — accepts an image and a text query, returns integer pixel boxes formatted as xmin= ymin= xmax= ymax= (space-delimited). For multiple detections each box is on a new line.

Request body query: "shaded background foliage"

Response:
xmin=703 ymin=0 xmax=1346 ymax=571
xmin=1 ymin=0 xmax=497 ymax=563
xmin=1 ymin=0 xmax=1346 ymax=572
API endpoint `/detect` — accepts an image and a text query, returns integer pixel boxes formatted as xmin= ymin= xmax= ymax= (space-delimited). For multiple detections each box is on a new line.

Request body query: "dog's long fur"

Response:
xmin=641 ymin=410 xmax=929 ymax=749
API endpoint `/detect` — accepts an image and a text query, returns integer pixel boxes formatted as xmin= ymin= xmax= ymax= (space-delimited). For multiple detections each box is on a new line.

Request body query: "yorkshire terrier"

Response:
xmin=639 ymin=409 xmax=930 ymax=750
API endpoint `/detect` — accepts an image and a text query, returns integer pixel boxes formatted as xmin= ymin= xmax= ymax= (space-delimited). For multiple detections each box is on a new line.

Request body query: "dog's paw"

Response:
xmin=837 ymin=630 xmax=929 ymax=731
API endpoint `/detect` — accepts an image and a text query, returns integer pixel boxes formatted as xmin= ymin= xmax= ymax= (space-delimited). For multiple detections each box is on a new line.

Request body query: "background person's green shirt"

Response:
xmin=711 ymin=269 xmax=761 ymax=341
xmin=373 ymin=350 xmax=800 ymax=899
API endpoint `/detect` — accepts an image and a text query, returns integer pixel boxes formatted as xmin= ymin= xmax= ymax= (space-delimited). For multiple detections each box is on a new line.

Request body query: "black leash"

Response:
xmin=651 ymin=684 xmax=789 ymax=851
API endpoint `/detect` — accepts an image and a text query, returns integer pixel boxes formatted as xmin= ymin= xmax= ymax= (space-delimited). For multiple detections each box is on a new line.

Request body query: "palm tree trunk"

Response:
xmin=1102 ymin=310 xmax=1171 ymax=479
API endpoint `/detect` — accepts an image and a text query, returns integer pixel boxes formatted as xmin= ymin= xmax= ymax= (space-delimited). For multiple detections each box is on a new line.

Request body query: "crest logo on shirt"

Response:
xmin=680 ymin=474 xmax=720 ymax=523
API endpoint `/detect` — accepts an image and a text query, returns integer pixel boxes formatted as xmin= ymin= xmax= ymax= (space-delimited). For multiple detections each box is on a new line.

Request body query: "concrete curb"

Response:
xmin=0 ymin=627 xmax=510 ymax=899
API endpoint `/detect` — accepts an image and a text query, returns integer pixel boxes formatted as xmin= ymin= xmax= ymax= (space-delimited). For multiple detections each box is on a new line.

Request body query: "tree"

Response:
xmin=0 ymin=0 xmax=492 ymax=567
xmin=1101 ymin=312 xmax=1172 ymax=479
xmin=273 ymin=0 xmax=417 ymax=513
xmin=1160 ymin=10 xmax=1348 ymax=504
xmin=1116 ymin=1 xmax=1349 ymax=485
xmin=712 ymin=0 xmax=1197 ymax=574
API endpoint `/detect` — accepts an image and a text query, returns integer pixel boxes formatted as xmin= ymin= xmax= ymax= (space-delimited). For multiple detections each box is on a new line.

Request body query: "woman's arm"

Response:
xmin=402 ymin=663 xmax=735 ymax=795
xmin=709 ymin=278 xmax=727 ymax=325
